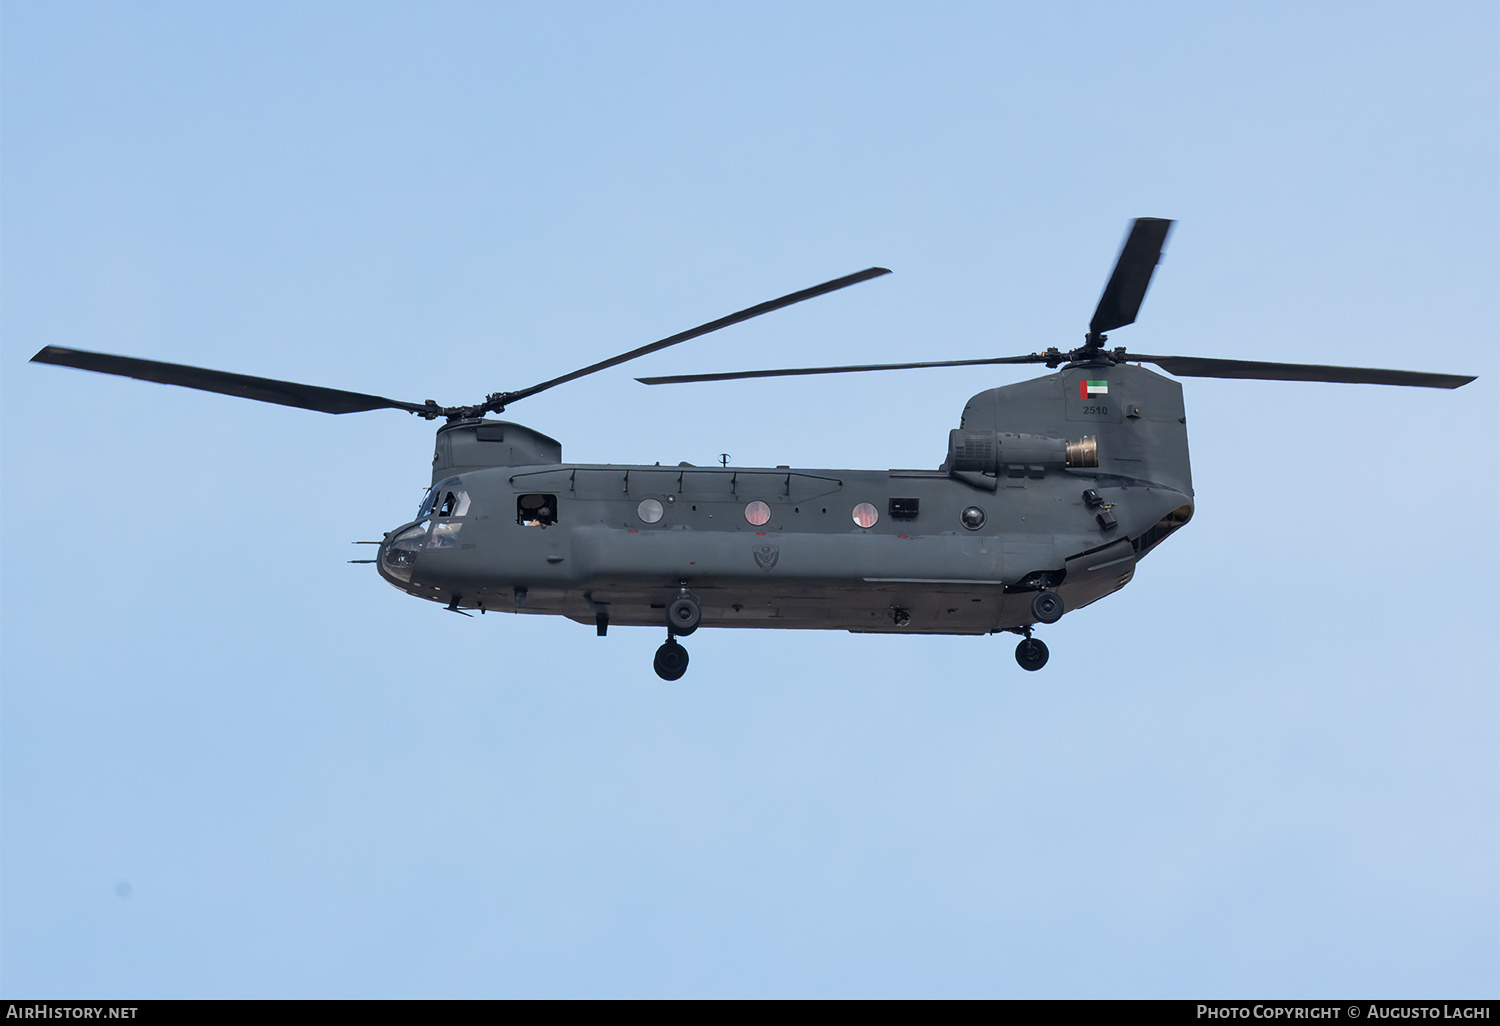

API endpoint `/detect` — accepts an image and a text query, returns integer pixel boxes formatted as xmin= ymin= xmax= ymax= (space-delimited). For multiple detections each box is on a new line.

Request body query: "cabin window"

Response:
xmin=638 ymin=499 xmax=664 ymax=524
xmin=518 ymin=493 xmax=558 ymax=527
xmin=888 ymin=497 xmax=919 ymax=521
xmin=744 ymin=500 xmax=771 ymax=527
xmin=852 ymin=502 xmax=879 ymax=529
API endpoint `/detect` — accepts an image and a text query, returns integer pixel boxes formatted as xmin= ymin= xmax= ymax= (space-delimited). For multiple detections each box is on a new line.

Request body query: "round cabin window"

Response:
xmin=852 ymin=502 xmax=879 ymax=529
xmin=961 ymin=506 xmax=986 ymax=530
xmin=744 ymin=500 xmax=771 ymax=526
xmin=637 ymin=498 xmax=664 ymax=524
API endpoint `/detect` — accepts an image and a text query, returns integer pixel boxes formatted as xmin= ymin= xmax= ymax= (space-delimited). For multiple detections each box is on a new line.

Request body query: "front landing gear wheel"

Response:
xmin=1015 ymin=637 xmax=1049 ymax=672
xmin=1030 ymin=590 xmax=1064 ymax=624
xmin=667 ymin=597 xmax=701 ymax=636
xmin=654 ymin=639 xmax=690 ymax=681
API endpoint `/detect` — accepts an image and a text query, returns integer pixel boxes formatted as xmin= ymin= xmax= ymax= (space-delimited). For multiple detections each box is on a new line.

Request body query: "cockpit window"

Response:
xmin=382 ymin=522 xmax=426 ymax=583
xmin=419 ymin=478 xmax=470 ymax=519
xmin=438 ymin=490 xmax=471 ymax=517
xmin=418 ymin=477 xmax=468 ymax=519
xmin=517 ymin=493 xmax=557 ymax=527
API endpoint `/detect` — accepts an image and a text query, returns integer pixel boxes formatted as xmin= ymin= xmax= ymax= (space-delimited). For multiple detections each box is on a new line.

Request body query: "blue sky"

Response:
xmin=2 ymin=1 xmax=1496 ymax=998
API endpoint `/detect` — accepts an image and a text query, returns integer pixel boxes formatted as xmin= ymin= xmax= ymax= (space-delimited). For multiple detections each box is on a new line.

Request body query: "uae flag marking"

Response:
xmin=1080 ymin=379 xmax=1109 ymax=399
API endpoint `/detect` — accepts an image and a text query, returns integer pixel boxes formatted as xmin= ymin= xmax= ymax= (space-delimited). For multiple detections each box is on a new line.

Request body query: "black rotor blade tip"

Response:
xmin=1090 ymin=218 xmax=1175 ymax=336
xmin=500 ymin=266 xmax=893 ymax=405
xmin=30 ymin=345 xmax=425 ymax=415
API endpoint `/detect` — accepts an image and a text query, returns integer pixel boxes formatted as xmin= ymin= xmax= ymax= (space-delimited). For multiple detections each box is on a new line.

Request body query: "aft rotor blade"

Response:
xmin=638 ymin=354 xmax=1046 ymax=385
xmin=1132 ymin=353 xmax=1475 ymax=389
xmin=1090 ymin=218 xmax=1174 ymax=335
xmin=30 ymin=346 xmax=429 ymax=414
xmin=502 ymin=267 xmax=892 ymax=404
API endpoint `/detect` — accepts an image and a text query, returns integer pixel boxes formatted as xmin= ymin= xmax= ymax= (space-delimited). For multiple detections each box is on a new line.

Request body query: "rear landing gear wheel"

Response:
xmin=1030 ymin=591 xmax=1064 ymax=624
xmin=667 ymin=597 xmax=701 ymax=636
xmin=1015 ymin=637 xmax=1049 ymax=672
xmin=654 ymin=639 xmax=690 ymax=681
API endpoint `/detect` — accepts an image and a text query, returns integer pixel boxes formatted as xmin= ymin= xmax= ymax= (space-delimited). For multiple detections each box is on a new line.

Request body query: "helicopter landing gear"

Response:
xmin=653 ymin=638 xmax=690 ymax=681
xmin=1015 ymin=636 xmax=1050 ymax=671
xmin=667 ymin=595 xmax=701 ymax=636
xmin=657 ymin=589 xmax=699 ymax=679
xmin=1030 ymin=590 xmax=1064 ymax=624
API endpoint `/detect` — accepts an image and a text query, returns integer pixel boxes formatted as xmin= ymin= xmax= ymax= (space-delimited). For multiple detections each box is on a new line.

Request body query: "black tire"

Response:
xmin=667 ymin=597 xmax=701 ymax=636
xmin=1030 ymin=591 xmax=1064 ymax=624
xmin=653 ymin=640 xmax=690 ymax=681
xmin=1015 ymin=637 xmax=1050 ymax=672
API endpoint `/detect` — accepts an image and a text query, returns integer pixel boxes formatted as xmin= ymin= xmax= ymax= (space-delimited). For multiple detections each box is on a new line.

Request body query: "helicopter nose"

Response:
xmin=378 ymin=522 xmax=426 ymax=584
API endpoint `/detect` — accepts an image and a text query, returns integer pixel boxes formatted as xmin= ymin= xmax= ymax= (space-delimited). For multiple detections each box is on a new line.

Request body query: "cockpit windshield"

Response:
xmin=418 ymin=477 xmax=471 ymax=520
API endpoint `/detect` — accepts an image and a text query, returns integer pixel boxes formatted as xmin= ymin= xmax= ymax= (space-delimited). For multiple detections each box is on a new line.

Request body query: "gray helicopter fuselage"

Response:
xmin=30 ymin=219 xmax=1472 ymax=676
xmin=376 ymin=363 xmax=1195 ymax=635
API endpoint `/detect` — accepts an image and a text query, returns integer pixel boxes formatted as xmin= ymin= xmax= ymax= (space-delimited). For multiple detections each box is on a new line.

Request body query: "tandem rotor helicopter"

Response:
xmin=32 ymin=219 xmax=1475 ymax=680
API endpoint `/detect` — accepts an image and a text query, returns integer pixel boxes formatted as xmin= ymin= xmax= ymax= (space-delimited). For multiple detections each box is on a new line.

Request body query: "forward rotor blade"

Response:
xmin=638 ymin=354 xmax=1046 ymax=385
xmin=30 ymin=346 xmax=428 ymax=414
xmin=1131 ymin=354 xmax=1475 ymax=389
xmin=503 ymin=267 xmax=892 ymax=404
xmin=1090 ymin=218 xmax=1174 ymax=335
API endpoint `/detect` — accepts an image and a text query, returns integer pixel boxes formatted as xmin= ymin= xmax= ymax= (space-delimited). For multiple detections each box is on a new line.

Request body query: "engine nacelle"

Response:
xmin=946 ymin=430 xmax=1098 ymax=473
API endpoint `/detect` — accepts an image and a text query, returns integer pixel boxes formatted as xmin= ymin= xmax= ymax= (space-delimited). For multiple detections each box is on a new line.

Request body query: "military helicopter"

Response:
xmin=31 ymin=219 xmax=1474 ymax=680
